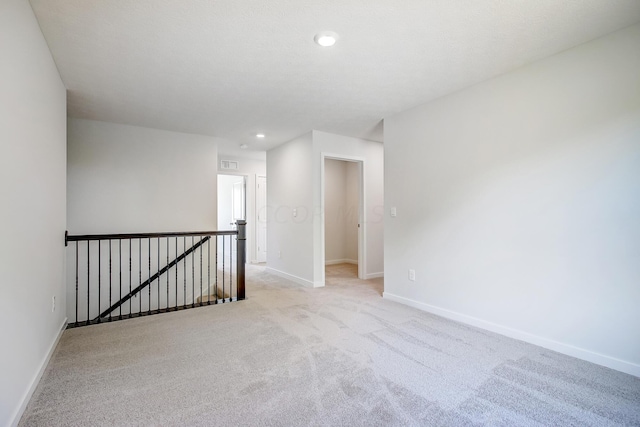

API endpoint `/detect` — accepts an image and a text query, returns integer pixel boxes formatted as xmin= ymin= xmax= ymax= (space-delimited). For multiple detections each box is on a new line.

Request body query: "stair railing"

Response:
xmin=65 ymin=220 xmax=246 ymax=328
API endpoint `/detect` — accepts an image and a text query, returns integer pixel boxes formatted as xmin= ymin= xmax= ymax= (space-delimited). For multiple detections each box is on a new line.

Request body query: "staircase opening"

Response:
xmin=65 ymin=221 xmax=246 ymax=328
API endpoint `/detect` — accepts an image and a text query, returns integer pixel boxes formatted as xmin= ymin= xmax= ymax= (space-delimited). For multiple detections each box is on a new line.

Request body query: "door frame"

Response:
xmin=320 ymin=153 xmax=366 ymax=281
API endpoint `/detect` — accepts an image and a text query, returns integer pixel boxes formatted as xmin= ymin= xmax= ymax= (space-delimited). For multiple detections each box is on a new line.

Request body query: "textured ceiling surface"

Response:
xmin=29 ymin=0 xmax=640 ymax=154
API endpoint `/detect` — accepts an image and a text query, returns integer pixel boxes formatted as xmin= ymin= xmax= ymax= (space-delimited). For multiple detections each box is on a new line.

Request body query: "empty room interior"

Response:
xmin=1 ymin=0 xmax=640 ymax=426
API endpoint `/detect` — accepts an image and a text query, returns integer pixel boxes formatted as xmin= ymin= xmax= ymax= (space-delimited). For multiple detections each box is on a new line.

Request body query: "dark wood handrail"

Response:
xmin=66 ymin=229 xmax=237 ymax=245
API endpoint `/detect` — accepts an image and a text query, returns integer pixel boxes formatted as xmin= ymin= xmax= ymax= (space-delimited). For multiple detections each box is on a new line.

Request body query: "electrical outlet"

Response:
xmin=408 ymin=269 xmax=416 ymax=281
xmin=52 ymin=296 xmax=56 ymax=312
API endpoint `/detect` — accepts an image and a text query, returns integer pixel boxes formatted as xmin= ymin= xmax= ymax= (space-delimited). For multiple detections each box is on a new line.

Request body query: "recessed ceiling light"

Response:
xmin=256 ymin=133 xmax=265 ymax=138
xmin=314 ymin=32 xmax=338 ymax=47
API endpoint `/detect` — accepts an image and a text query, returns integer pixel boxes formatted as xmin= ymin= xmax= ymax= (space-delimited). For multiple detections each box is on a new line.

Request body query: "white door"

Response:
xmin=218 ymin=174 xmax=246 ymax=230
xmin=256 ymin=176 xmax=267 ymax=263
xmin=218 ymin=175 xmax=246 ymax=262
xmin=232 ymin=181 xmax=245 ymax=224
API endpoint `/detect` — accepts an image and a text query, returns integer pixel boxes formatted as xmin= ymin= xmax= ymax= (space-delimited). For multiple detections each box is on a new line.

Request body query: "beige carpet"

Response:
xmin=19 ymin=264 xmax=640 ymax=426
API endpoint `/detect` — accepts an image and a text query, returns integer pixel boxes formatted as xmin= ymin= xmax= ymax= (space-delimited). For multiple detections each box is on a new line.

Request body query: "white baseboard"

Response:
xmin=325 ymin=259 xmax=358 ymax=266
xmin=382 ymin=292 xmax=640 ymax=378
xmin=365 ymin=272 xmax=384 ymax=279
xmin=265 ymin=267 xmax=321 ymax=288
xmin=11 ymin=317 xmax=67 ymax=427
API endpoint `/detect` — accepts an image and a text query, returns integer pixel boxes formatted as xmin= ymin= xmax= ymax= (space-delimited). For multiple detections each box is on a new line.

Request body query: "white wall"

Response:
xmin=384 ymin=24 xmax=640 ymax=376
xmin=324 ymin=159 xmax=358 ymax=264
xmin=266 ymin=131 xmax=383 ymax=286
xmin=0 ymin=1 xmax=67 ymax=425
xmin=68 ymin=118 xmax=218 ymax=233
xmin=266 ymin=133 xmax=315 ymax=284
xmin=217 ymin=154 xmax=267 ymax=263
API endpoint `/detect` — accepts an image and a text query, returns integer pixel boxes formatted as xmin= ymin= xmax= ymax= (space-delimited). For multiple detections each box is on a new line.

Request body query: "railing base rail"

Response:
xmin=66 ymin=298 xmax=238 ymax=329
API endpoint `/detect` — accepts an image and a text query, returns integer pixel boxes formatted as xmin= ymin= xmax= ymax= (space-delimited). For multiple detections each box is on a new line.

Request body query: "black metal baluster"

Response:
xmin=214 ymin=236 xmax=219 ymax=304
xmin=229 ymin=234 xmax=233 ymax=301
xmin=157 ymin=237 xmax=160 ymax=313
xmin=191 ymin=236 xmax=195 ymax=308
xmin=148 ymin=238 xmax=151 ymax=315
xmin=87 ymin=240 xmax=90 ymax=325
xmin=109 ymin=240 xmax=112 ymax=321
xmin=175 ymin=237 xmax=178 ymax=310
xmin=199 ymin=236 xmax=203 ymax=306
xmin=183 ymin=236 xmax=186 ymax=308
xmin=166 ymin=237 xmax=169 ymax=311
xmin=222 ymin=235 xmax=225 ymax=303
xmin=75 ymin=241 xmax=78 ymax=326
xmin=119 ymin=240 xmax=122 ymax=320
xmin=129 ymin=239 xmax=132 ymax=317
xmin=207 ymin=238 xmax=211 ymax=305
xmin=139 ymin=239 xmax=142 ymax=316
xmin=98 ymin=240 xmax=101 ymax=323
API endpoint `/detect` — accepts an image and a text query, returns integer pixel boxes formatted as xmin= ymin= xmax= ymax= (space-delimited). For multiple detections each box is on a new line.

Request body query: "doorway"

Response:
xmin=217 ymin=174 xmax=246 ymax=230
xmin=322 ymin=156 xmax=365 ymax=281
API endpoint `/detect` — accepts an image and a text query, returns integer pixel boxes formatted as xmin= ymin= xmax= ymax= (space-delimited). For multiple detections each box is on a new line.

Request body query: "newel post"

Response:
xmin=236 ymin=220 xmax=247 ymax=300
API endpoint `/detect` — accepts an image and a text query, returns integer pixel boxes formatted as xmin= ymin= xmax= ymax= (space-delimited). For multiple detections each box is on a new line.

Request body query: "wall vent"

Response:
xmin=220 ymin=160 xmax=239 ymax=170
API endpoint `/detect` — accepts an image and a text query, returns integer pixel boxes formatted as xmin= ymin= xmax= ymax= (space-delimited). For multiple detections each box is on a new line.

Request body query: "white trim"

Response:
xmin=325 ymin=259 xmax=358 ymax=266
xmin=266 ymin=267 xmax=324 ymax=288
xmin=382 ymin=292 xmax=640 ymax=377
xmin=365 ymin=272 xmax=384 ymax=279
xmin=11 ymin=317 xmax=67 ymax=427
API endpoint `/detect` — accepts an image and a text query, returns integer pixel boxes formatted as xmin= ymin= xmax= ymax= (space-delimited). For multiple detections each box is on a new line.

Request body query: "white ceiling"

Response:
xmin=30 ymin=0 xmax=640 ymax=156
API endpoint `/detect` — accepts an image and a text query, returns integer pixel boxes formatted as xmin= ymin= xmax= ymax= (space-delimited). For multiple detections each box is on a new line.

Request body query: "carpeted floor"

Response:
xmin=19 ymin=264 xmax=640 ymax=426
